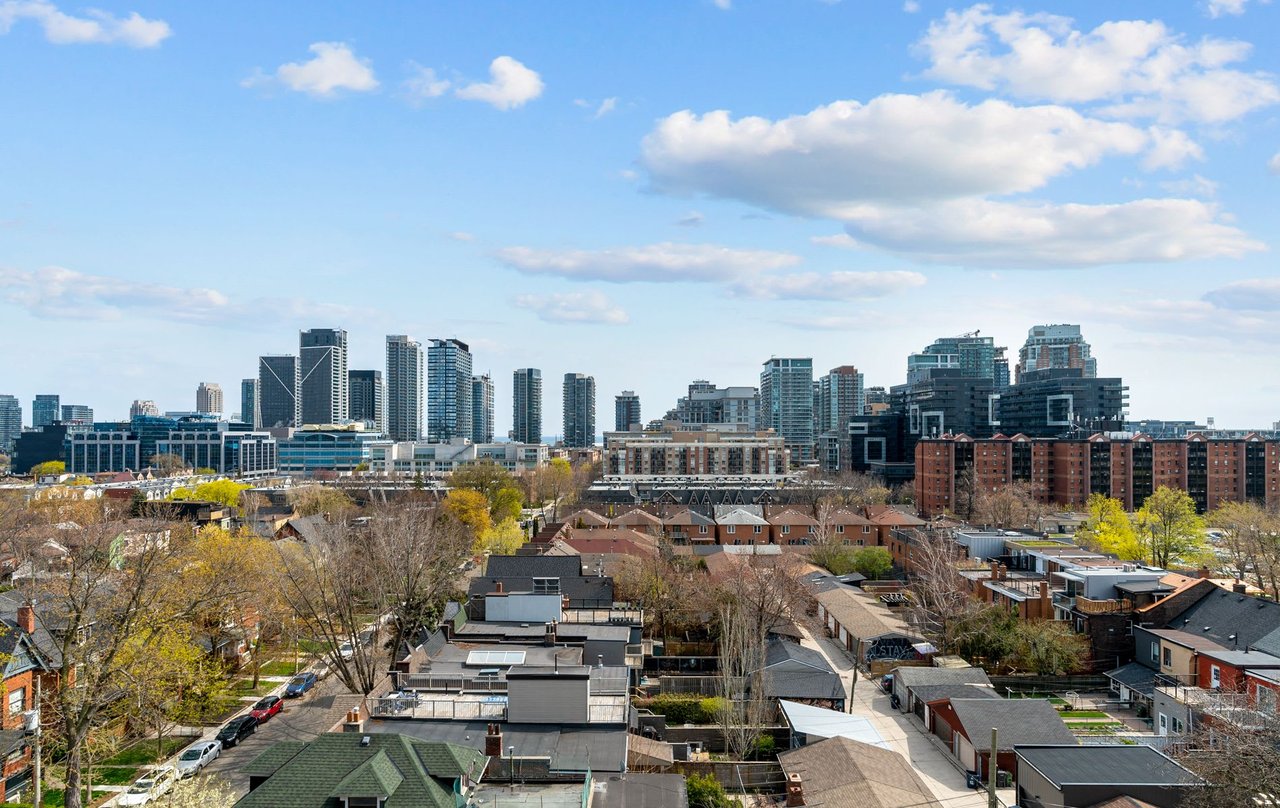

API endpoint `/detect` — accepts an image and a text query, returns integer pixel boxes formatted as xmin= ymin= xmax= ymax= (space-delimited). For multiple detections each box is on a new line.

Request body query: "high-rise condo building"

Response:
xmin=563 ymin=373 xmax=597 ymax=448
xmin=472 ymin=374 xmax=495 ymax=443
xmin=427 ymin=338 xmax=473 ymax=442
xmin=386 ymin=335 xmax=423 ymax=441
xmin=760 ymin=357 xmax=814 ymax=463
xmin=196 ymin=382 xmax=224 ymax=415
xmin=130 ymin=400 xmax=160 ymax=419
xmin=60 ymin=404 xmax=93 ymax=423
xmin=676 ymin=382 xmax=758 ymax=429
xmin=259 ymin=355 xmax=300 ymax=428
xmin=512 ymin=368 xmax=542 ymax=445
xmin=32 ymin=394 xmax=59 ymax=428
xmin=907 ymin=333 xmax=1009 ymax=389
xmin=348 ymin=370 xmax=385 ymax=433
xmin=615 ymin=391 xmax=641 ymax=432
xmin=1015 ymin=324 xmax=1097 ymax=384
xmin=0 ymin=395 xmax=20 ymax=452
xmin=817 ymin=366 xmax=865 ymax=435
xmin=240 ymin=379 xmax=260 ymax=428
xmin=299 ymin=328 xmax=348 ymax=425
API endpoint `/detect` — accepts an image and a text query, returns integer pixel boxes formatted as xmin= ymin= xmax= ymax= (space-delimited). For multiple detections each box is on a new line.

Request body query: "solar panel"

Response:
xmin=465 ymin=650 xmax=527 ymax=666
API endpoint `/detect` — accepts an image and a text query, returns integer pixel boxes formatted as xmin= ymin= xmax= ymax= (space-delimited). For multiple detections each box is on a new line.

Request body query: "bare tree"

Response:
xmin=1174 ymin=710 xmax=1280 ymax=808
xmin=971 ymin=481 xmax=1048 ymax=530
xmin=905 ymin=530 xmax=976 ymax=652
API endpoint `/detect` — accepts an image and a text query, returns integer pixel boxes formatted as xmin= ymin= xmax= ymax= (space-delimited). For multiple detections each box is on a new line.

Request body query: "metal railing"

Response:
xmin=368 ymin=695 xmax=508 ymax=721
xmin=395 ymin=673 xmax=508 ymax=693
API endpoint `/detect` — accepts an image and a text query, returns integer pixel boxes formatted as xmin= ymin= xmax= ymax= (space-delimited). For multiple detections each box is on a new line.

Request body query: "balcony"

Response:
xmin=1075 ymin=597 xmax=1134 ymax=615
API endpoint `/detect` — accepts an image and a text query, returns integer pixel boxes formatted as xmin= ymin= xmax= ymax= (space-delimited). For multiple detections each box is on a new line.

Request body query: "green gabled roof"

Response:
xmin=411 ymin=739 xmax=488 ymax=780
xmin=329 ymin=750 xmax=404 ymax=799
xmin=243 ymin=741 xmax=308 ymax=778
xmin=234 ymin=733 xmax=472 ymax=808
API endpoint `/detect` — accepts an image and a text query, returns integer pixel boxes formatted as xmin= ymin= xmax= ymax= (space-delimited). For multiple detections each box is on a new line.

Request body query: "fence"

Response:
xmin=368 ymin=695 xmax=507 ymax=721
xmin=395 ymin=672 xmax=508 ymax=693
xmin=658 ymin=675 xmax=722 ymax=696
xmin=990 ymin=674 xmax=1110 ymax=694
xmin=671 ymin=761 xmax=786 ymax=794
xmin=664 ymin=725 xmax=791 ymax=753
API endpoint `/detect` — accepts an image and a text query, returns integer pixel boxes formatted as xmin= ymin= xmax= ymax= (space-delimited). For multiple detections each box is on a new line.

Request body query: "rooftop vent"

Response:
xmin=360 ymin=735 xmax=371 ymax=747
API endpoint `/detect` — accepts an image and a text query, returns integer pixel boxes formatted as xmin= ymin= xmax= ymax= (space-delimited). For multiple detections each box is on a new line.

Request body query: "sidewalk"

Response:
xmin=795 ymin=620 xmax=1015 ymax=808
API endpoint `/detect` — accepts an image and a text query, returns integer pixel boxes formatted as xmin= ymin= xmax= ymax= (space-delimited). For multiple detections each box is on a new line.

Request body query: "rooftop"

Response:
xmin=1015 ymin=744 xmax=1201 ymax=787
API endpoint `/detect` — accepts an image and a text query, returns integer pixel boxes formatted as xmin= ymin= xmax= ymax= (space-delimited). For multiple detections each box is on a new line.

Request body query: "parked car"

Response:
xmin=338 ymin=641 xmax=355 ymax=661
xmin=116 ymin=766 xmax=177 ymax=805
xmin=250 ymin=695 xmax=284 ymax=722
xmin=216 ymin=714 xmax=259 ymax=748
xmin=175 ymin=740 xmax=221 ymax=778
xmin=285 ymin=671 xmax=318 ymax=697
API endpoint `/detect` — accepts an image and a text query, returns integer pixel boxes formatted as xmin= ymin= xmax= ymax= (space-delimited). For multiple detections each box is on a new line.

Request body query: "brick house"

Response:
xmin=0 ymin=602 xmax=55 ymax=801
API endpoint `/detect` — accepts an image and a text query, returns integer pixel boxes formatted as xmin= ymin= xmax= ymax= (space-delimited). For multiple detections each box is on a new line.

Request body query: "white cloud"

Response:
xmin=495 ymin=242 xmax=800 ymax=283
xmin=903 ymin=0 xmax=921 ymax=12
xmin=676 ymin=211 xmax=705 ymax=227
xmin=245 ymin=42 xmax=379 ymax=98
xmin=403 ymin=62 xmax=450 ymax=103
xmin=1205 ymin=0 xmax=1251 ymax=18
xmin=915 ymin=5 xmax=1280 ymax=124
xmin=1270 ymin=151 xmax=1280 ymax=174
xmin=448 ymin=231 xmax=476 ymax=242
xmin=732 ymin=270 xmax=926 ymax=300
xmin=1142 ymin=127 xmax=1203 ymax=171
xmin=836 ymin=197 xmax=1263 ymax=267
xmin=643 ymin=93 xmax=1154 ymax=215
xmin=513 ymin=291 xmax=629 ymax=325
xmin=810 ymin=233 xmax=859 ymax=249
xmin=0 ymin=1 xmax=170 ymax=47
xmin=1203 ymin=278 xmax=1280 ymax=311
xmin=575 ymin=97 xmax=618 ymax=118
xmin=1158 ymin=174 xmax=1218 ymax=198
xmin=780 ymin=315 xmax=871 ymax=331
xmin=712 ymin=0 xmax=732 ymax=9
xmin=455 ymin=56 xmax=543 ymax=110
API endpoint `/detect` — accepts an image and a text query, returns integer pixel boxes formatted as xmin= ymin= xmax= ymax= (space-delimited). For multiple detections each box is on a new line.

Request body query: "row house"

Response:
xmin=915 ymin=431 xmax=1280 ymax=516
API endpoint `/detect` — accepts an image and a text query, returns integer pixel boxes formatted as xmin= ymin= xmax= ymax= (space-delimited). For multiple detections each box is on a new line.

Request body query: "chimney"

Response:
xmin=1234 ymin=582 xmax=1248 ymax=594
xmin=341 ymin=708 xmax=364 ymax=734
xmin=545 ymin=621 xmax=557 ymax=647
xmin=494 ymin=581 xmax=505 ymax=594
xmin=1197 ymin=567 xmax=1212 ymax=580
xmin=1039 ymin=581 xmax=1049 ymax=600
xmin=999 ymin=563 xmax=1007 ymax=581
xmin=485 ymin=722 xmax=503 ymax=757
xmin=990 ymin=561 xmax=999 ymax=581
xmin=16 ymin=604 xmax=35 ymax=635
xmin=786 ymin=773 xmax=805 ymax=807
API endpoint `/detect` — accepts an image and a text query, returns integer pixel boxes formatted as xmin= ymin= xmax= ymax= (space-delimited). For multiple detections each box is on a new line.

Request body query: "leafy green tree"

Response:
xmin=686 ymin=773 xmax=735 ymax=808
xmin=1137 ymin=486 xmax=1207 ymax=569
xmin=443 ymin=489 xmax=492 ymax=553
xmin=289 ymin=485 xmax=355 ymax=517
xmin=1012 ymin=619 xmax=1089 ymax=675
xmin=851 ymin=546 xmax=893 ymax=579
xmin=1076 ymin=494 xmax=1142 ymax=560
xmin=451 ymin=461 xmax=524 ymax=523
xmin=193 ymin=479 xmax=250 ymax=508
xmin=480 ymin=518 xmax=525 ymax=555
xmin=30 ymin=460 xmax=66 ymax=477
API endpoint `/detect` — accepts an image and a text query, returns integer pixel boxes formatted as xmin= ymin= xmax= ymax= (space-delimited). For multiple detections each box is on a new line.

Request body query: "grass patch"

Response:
xmin=230 ymin=679 xmax=277 ymax=698
xmin=99 ymin=735 xmax=194 ymax=767
xmin=257 ymin=659 xmax=301 ymax=677
xmin=1059 ymin=710 xmax=1109 ymax=718
xmin=14 ymin=788 xmax=112 ymax=807
xmin=89 ymin=764 xmax=141 ymax=785
xmin=1066 ymin=721 xmax=1125 ymax=734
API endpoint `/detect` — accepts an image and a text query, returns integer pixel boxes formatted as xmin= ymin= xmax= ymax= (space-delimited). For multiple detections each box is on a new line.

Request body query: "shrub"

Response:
xmin=635 ymin=694 xmax=723 ymax=724
xmin=686 ymin=773 xmax=735 ymax=808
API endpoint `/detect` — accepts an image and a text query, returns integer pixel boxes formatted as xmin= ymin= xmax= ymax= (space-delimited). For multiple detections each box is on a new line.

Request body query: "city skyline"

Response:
xmin=2 ymin=2 xmax=1279 ymax=431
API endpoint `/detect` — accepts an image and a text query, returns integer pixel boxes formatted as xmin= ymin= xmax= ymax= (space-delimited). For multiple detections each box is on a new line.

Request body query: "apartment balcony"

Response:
xmin=1051 ymin=592 xmax=1076 ymax=611
xmin=1075 ymin=597 xmax=1134 ymax=615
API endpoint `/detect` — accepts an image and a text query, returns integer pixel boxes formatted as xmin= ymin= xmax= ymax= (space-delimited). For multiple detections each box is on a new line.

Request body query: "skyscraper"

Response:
xmin=615 ymin=391 xmax=641 ymax=432
xmin=130 ymin=399 xmax=160 ymax=419
xmin=676 ymin=382 xmax=758 ymax=429
xmin=299 ymin=328 xmax=348 ymax=425
xmin=512 ymin=368 xmax=542 ymax=445
xmin=259 ymin=355 xmax=300 ymax=428
xmin=386 ymin=335 xmax=423 ymax=441
xmin=32 ymin=394 xmax=59 ymax=428
xmin=907 ymin=333 xmax=1009 ymax=389
xmin=1016 ymin=324 xmax=1097 ymax=384
xmin=817 ymin=366 xmax=865 ymax=435
xmin=196 ymin=382 xmax=224 ymax=415
xmin=0 ymin=395 xmax=20 ymax=452
xmin=60 ymin=404 xmax=93 ymax=423
xmin=349 ymin=370 xmax=385 ymax=433
xmin=760 ymin=357 xmax=814 ymax=463
xmin=240 ymin=379 xmax=260 ymax=428
xmin=471 ymin=374 xmax=494 ymax=443
xmin=563 ymin=373 xmax=596 ymax=448
xmin=427 ymin=338 xmax=473 ymax=442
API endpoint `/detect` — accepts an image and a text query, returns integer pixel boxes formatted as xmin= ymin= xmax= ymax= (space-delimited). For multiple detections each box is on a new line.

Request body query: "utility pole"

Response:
xmin=33 ymin=676 xmax=42 ymax=808
xmin=988 ymin=727 xmax=998 ymax=808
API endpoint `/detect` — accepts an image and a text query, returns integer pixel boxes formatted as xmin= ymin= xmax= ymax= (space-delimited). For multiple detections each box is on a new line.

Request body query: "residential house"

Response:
xmin=715 ymin=507 xmax=770 ymax=545
xmin=813 ymin=586 xmax=921 ymax=667
xmin=889 ymin=665 xmax=994 ymax=719
xmin=0 ymin=602 xmax=53 ymax=802
xmin=236 ymin=732 xmax=487 ymax=808
xmin=609 ymin=508 xmax=663 ymax=537
xmin=767 ymin=509 xmax=819 ymax=546
xmin=927 ymin=698 xmax=1076 ymax=782
xmin=778 ymin=736 xmax=941 ymax=808
xmin=275 ymin=514 xmax=330 ymax=544
xmin=754 ymin=638 xmax=846 ymax=710
xmin=466 ymin=555 xmax=615 ymax=617
xmin=826 ymin=508 xmax=876 ymax=546
xmin=660 ymin=508 xmax=715 ymax=545
xmin=1014 ymin=745 xmax=1201 ymax=808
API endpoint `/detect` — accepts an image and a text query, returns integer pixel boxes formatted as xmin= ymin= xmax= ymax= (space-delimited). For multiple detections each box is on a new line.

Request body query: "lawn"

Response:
xmin=12 ymin=788 xmax=112 ymax=807
xmin=99 ymin=735 xmax=194 ymax=767
xmin=89 ymin=764 xmax=141 ymax=785
xmin=257 ymin=659 xmax=301 ymax=677
xmin=230 ymin=679 xmax=278 ymax=698
xmin=1059 ymin=710 xmax=1110 ymax=719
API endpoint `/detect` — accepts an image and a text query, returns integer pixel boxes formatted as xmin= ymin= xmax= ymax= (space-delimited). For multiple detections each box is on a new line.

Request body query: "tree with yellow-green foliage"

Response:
xmin=450 ymin=461 xmax=523 ymax=523
xmin=1137 ymin=486 xmax=1208 ymax=570
xmin=444 ymin=489 xmax=492 ymax=553
xmin=289 ymin=485 xmax=355 ymax=518
xmin=480 ymin=518 xmax=526 ymax=555
xmin=29 ymin=460 xmax=65 ymax=477
xmin=1076 ymin=493 xmax=1143 ymax=561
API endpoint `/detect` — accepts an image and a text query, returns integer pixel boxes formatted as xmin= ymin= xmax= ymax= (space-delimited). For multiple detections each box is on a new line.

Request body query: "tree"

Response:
xmin=971 ymin=481 xmax=1047 ymax=530
xmin=851 ymin=546 xmax=893 ymax=579
xmin=166 ymin=776 xmax=237 ymax=808
xmin=149 ymin=453 xmax=188 ymax=476
xmin=451 ymin=461 xmax=523 ymax=524
xmin=479 ymin=518 xmax=525 ymax=555
xmin=614 ymin=554 xmax=709 ymax=640
xmin=29 ymin=460 xmax=65 ymax=477
xmin=1076 ymin=494 xmax=1142 ymax=560
xmin=443 ymin=489 xmax=492 ymax=553
xmin=534 ymin=457 xmax=575 ymax=521
xmin=686 ymin=773 xmax=735 ymax=808
xmin=188 ymin=479 xmax=250 ymax=508
xmin=1174 ymin=711 xmax=1280 ymax=808
xmin=289 ymin=485 xmax=355 ymax=518
xmin=952 ymin=467 xmax=977 ymax=520
xmin=1011 ymin=619 xmax=1088 ymax=675
xmin=1207 ymin=501 xmax=1278 ymax=591
xmin=1137 ymin=487 xmax=1208 ymax=569
xmin=906 ymin=531 xmax=974 ymax=650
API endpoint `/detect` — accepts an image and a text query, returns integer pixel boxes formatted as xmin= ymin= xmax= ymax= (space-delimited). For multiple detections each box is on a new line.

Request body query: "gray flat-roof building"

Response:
xmin=299 ymin=328 xmax=348 ymax=425
xmin=258 ymin=354 xmax=300 ymax=428
xmin=387 ymin=335 xmax=423 ymax=441
xmin=512 ymin=368 xmax=542 ymax=445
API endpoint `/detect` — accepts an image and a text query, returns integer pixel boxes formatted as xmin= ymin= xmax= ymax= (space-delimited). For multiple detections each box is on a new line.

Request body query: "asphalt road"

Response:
xmin=200 ymin=673 xmax=356 ymax=799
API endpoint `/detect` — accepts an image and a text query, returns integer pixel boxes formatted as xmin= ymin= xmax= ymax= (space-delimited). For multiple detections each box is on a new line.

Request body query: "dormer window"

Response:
xmin=532 ymin=578 xmax=559 ymax=595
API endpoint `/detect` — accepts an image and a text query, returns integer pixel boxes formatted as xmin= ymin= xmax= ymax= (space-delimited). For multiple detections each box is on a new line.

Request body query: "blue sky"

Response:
xmin=2 ymin=0 xmax=1279 ymax=434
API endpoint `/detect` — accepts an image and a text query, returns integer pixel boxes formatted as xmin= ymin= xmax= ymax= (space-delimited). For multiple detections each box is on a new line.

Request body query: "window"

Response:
xmin=1150 ymin=641 xmax=1160 ymax=664
xmin=699 ymin=525 xmax=708 ymax=534
xmin=863 ymin=526 xmax=871 ymax=534
xmin=1210 ymin=665 xmax=1221 ymax=689
xmin=7 ymin=687 xmax=24 ymax=717
xmin=726 ymin=526 xmax=736 ymax=534
xmin=1163 ymin=647 xmax=1172 ymax=667
xmin=836 ymin=525 xmax=845 ymax=534
xmin=781 ymin=525 xmax=790 ymax=535
xmin=1258 ymin=685 xmax=1278 ymax=714
xmin=753 ymin=526 xmax=762 ymax=534
xmin=532 ymin=578 xmax=560 ymax=595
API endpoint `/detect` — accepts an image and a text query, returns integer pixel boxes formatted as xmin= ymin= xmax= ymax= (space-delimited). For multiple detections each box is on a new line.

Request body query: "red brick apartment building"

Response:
xmin=915 ymin=432 xmax=1280 ymax=517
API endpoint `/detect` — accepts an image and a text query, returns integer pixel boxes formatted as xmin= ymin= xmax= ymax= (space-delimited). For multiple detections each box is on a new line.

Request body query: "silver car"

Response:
xmin=175 ymin=740 xmax=221 ymax=778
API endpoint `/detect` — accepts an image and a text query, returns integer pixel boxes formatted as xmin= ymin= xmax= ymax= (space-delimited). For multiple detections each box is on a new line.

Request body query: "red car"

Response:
xmin=249 ymin=695 xmax=283 ymax=722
